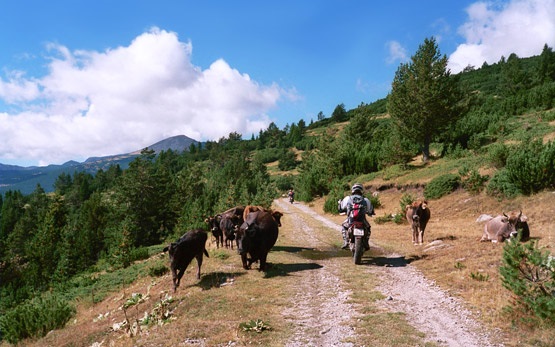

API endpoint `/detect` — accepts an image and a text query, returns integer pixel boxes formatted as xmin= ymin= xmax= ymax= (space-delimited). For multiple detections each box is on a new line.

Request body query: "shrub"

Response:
xmin=399 ymin=193 xmax=415 ymax=212
xmin=505 ymin=140 xmax=555 ymax=195
xmin=424 ymin=174 xmax=460 ymax=200
xmin=0 ymin=293 xmax=75 ymax=344
xmin=500 ymin=239 xmax=555 ymax=324
xmin=323 ymin=180 xmax=349 ymax=214
xmin=459 ymin=167 xmax=489 ymax=195
xmin=273 ymin=175 xmax=295 ymax=192
xmin=149 ymin=264 xmax=169 ymax=277
xmin=487 ymin=142 xmax=509 ymax=168
xmin=130 ymin=247 xmax=150 ymax=262
xmin=486 ymin=169 xmax=521 ymax=200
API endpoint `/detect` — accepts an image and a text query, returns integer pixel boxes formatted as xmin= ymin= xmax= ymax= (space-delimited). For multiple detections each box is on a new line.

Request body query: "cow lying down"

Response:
xmin=479 ymin=210 xmax=530 ymax=243
xmin=163 ymin=229 xmax=209 ymax=292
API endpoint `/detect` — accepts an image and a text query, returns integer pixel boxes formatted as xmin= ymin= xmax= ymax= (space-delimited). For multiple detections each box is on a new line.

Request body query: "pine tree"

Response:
xmin=388 ymin=37 xmax=461 ymax=162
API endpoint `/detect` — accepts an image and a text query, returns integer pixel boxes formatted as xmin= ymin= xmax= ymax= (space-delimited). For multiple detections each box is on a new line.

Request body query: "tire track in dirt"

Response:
xmin=275 ymin=199 xmax=356 ymax=347
xmin=277 ymin=198 xmax=503 ymax=347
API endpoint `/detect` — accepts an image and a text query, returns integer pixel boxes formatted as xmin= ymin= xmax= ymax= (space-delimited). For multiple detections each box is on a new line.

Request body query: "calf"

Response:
xmin=163 ymin=229 xmax=209 ymax=292
xmin=205 ymin=215 xmax=223 ymax=248
xmin=218 ymin=206 xmax=246 ymax=249
xmin=405 ymin=200 xmax=431 ymax=245
xmin=220 ymin=214 xmax=241 ymax=249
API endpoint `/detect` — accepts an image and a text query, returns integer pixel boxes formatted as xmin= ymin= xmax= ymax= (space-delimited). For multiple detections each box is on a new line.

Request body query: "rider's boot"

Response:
xmin=341 ymin=228 xmax=349 ymax=249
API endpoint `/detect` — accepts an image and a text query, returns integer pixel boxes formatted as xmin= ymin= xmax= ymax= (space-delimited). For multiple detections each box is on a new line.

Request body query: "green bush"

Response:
xmin=424 ymin=174 xmax=460 ymax=200
xmin=149 ymin=264 xmax=169 ymax=277
xmin=500 ymin=239 xmax=555 ymax=324
xmin=323 ymin=180 xmax=349 ymax=214
xmin=459 ymin=167 xmax=489 ymax=195
xmin=130 ymin=246 xmax=150 ymax=262
xmin=487 ymin=142 xmax=510 ymax=168
xmin=0 ymin=293 xmax=75 ymax=344
xmin=486 ymin=169 xmax=521 ymax=200
xmin=273 ymin=175 xmax=295 ymax=192
xmin=505 ymin=139 xmax=555 ymax=195
xmin=399 ymin=193 xmax=415 ymax=212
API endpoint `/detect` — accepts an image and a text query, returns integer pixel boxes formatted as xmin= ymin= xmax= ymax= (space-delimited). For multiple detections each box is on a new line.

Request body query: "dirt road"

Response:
xmin=274 ymin=198 xmax=502 ymax=347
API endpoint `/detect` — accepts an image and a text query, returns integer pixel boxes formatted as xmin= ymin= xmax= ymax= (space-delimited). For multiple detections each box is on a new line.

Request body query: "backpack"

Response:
xmin=350 ymin=195 xmax=366 ymax=228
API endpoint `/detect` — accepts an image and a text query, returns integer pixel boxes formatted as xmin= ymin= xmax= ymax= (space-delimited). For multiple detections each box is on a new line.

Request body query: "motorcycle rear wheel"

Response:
xmin=353 ymin=237 xmax=363 ymax=264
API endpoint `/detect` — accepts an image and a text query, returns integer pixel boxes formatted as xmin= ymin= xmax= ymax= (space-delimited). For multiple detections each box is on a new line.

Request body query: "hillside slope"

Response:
xmin=17 ymin=185 xmax=555 ymax=346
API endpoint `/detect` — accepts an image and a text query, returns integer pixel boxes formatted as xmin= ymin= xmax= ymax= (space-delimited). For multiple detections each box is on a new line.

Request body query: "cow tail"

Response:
xmin=204 ymin=249 xmax=209 ymax=257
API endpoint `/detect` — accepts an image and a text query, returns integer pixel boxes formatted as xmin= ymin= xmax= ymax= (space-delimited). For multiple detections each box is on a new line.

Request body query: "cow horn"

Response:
xmin=503 ymin=212 xmax=508 ymax=218
xmin=518 ymin=210 xmax=522 ymax=220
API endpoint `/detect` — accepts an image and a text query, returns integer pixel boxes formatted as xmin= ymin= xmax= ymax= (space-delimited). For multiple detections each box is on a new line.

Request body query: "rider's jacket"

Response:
xmin=339 ymin=194 xmax=375 ymax=228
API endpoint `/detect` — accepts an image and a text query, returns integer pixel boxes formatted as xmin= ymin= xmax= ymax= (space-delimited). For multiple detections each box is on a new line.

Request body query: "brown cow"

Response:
xmin=244 ymin=205 xmax=283 ymax=227
xmin=480 ymin=210 xmax=528 ymax=243
xmin=163 ymin=229 xmax=209 ymax=292
xmin=405 ymin=200 xmax=431 ymax=245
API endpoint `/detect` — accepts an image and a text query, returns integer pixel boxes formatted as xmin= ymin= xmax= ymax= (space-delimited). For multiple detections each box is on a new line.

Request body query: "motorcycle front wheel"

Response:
xmin=353 ymin=237 xmax=363 ymax=264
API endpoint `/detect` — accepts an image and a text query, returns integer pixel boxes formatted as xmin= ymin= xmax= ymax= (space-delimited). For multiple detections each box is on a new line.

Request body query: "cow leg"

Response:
xmin=195 ymin=253 xmax=203 ymax=279
xmin=418 ymin=229 xmax=424 ymax=245
xmin=174 ymin=268 xmax=185 ymax=292
xmin=241 ymin=253 xmax=250 ymax=269
xmin=412 ymin=226 xmax=417 ymax=244
xmin=259 ymin=253 xmax=268 ymax=271
xmin=171 ymin=268 xmax=178 ymax=292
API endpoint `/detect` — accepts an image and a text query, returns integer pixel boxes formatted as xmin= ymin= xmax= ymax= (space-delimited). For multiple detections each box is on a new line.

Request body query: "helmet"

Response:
xmin=351 ymin=183 xmax=363 ymax=194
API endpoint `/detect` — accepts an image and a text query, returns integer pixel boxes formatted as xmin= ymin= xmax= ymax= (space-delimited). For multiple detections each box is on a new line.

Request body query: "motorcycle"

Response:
xmin=288 ymin=194 xmax=294 ymax=204
xmin=347 ymin=222 xmax=370 ymax=265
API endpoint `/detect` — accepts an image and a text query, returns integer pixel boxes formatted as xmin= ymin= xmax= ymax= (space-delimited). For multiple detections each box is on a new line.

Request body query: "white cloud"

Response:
xmin=449 ymin=0 xmax=555 ymax=73
xmin=386 ymin=41 xmax=408 ymax=64
xmin=0 ymin=27 xmax=288 ymax=166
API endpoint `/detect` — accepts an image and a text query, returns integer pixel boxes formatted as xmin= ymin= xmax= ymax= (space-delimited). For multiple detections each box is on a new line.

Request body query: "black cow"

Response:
xmin=236 ymin=210 xmax=279 ymax=271
xmin=219 ymin=206 xmax=245 ymax=249
xmin=205 ymin=215 xmax=223 ymax=248
xmin=163 ymin=229 xmax=209 ymax=292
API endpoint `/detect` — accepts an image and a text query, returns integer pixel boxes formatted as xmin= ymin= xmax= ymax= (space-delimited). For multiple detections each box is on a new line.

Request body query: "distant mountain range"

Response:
xmin=0 ymin=135 xmax=199 ymax=195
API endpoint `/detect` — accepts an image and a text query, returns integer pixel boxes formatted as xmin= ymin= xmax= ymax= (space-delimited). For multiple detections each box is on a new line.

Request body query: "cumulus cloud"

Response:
xmin=448 ymin=0 xmax=555 ymax=73
xmin=0 ymin=27 xmax=289 ymax=166
xmin=386 ymin=41 xmax=409 ymax=64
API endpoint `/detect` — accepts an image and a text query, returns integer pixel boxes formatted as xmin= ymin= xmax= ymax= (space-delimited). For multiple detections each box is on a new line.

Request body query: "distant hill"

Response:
xmin=0 ymin=135 xmax=199 ymax=195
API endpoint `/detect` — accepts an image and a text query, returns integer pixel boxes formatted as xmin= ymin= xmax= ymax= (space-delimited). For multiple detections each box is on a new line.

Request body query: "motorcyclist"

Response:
xmin=338 ymin=183 xmax=374 ymax=250
xmin=288 ymin=189 xmax=295 ymax=203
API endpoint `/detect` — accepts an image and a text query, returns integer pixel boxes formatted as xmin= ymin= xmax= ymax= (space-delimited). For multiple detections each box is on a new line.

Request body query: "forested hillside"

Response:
xmin=1 ymin=39 xmax=555 ymax=344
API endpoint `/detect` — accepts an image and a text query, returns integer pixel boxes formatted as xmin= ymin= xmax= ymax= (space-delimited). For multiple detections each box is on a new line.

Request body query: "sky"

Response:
xmin=1 ymin=0 xmax=554 ymax=167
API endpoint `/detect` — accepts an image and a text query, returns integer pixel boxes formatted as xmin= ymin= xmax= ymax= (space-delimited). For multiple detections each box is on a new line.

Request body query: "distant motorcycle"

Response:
xmin=289 ymin=195 xmax=294 ymax=204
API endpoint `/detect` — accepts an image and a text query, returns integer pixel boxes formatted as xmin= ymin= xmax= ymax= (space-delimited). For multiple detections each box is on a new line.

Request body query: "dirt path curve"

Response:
xmin=274 ymin=198 xmax=503 ymax=347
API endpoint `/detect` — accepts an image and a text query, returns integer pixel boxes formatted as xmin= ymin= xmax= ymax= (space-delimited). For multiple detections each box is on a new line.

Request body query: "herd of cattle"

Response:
xmin=163 ymin=205 xmax=283 ymax=292
xmin=163 ymin=199 xmax=531 ymax=292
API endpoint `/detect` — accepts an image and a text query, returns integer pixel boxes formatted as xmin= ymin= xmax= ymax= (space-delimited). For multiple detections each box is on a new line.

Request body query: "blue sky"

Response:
xmin=1 ymin=0 xmax=554 ymax=166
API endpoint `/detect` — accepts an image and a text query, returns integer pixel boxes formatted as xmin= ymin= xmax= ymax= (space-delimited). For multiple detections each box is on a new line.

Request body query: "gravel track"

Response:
xmin=274 ymin=198 xmax=502 ymax=347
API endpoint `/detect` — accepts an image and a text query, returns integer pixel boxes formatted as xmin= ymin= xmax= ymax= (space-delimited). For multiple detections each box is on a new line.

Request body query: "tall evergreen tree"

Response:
xmin=387 ymin=37 xmax=461 ymax=162
xmin=537 ymin=43 xmax=555 ymax=83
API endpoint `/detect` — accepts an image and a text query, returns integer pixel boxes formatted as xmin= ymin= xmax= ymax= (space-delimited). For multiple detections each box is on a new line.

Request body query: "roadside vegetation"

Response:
xmin=1 ymin=37 xmax=555 ymax=345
